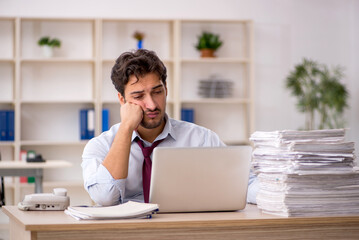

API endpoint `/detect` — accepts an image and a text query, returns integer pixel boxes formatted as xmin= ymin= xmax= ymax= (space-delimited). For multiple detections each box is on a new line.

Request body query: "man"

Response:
xmin=82 ymin=49 xmax=258 ymax=206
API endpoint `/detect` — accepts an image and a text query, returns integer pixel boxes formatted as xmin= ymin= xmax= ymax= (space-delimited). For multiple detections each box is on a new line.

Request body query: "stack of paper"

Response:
xmin=65 ymin=201 xmax=159 ymax=220
xmin=250 ymin=129 xmax=359 ymax=217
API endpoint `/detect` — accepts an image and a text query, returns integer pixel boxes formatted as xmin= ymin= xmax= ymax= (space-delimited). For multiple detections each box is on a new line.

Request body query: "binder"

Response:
xmin=102 ymin=108 xmax=109 ymax=132
xmin=0 ymin=111 xmax=7 ymax=141
xmin=87 ymin=109 xmax=95 ymax=139
xmin=181 ymin=108 xmax=194 ymax=123
xmin=80 ymin=109 xmax=88 ymax=140
xmin=7 ymin=110 xmax=14 ymax=141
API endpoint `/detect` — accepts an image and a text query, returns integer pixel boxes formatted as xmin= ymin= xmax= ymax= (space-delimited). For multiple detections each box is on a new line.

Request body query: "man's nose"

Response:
xmin=144 ymin=96 xmax=156 ymax=110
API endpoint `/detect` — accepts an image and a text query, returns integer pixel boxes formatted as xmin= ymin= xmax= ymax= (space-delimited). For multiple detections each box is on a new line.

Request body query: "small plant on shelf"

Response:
xmin=37 ymin=36 xmax=61 ymax=57
xmin=195 ymin=31 xmax=223 ymax=58
xmin=133 ymin=31 xmax=145 ymax=49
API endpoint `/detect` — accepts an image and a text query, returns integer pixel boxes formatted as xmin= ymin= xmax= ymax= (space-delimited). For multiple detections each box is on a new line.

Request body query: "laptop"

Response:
xmin=149 ymin=146 xmax=252 ymax=213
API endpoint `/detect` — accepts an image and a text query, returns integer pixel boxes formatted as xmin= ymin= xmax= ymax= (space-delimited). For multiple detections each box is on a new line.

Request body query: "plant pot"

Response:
xmin=137 ymin=40 xmax=143 ymax=49
xmin=42 ymin=46 xmax=53 ymax=58
xmin=200 ymin=49 xmax=215 ymax=58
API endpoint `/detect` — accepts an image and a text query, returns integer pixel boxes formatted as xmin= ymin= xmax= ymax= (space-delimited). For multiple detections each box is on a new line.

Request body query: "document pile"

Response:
xmin=250 ymin=128 xmax=359 ymax=217
xmin=65 ymin=201 xmax=159 ymax=220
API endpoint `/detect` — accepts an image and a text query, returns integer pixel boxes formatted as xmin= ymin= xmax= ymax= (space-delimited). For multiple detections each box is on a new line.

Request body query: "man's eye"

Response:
xmin=154 ymin=90 xmax=162 ymax=94
xmin=133 ymin=95 xmax=143 ymax=100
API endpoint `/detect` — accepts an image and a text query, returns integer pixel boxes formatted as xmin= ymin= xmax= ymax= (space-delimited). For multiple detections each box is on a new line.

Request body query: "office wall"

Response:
xmin=1 ymin=0 xmax=358 ymax=146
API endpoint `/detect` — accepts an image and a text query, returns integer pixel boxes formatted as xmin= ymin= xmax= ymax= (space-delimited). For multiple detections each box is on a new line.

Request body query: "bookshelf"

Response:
xmin=0 ymin=17 xmax=254 ymax=205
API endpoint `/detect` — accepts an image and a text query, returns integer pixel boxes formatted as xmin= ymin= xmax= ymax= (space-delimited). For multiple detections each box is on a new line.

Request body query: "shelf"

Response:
xmin=181 ymin=58 xmax=250 ymax=63
xmin=181 ymin=98 xmax=251 ymax=104
xmin=180 ymin=19 xmax=252 ymax=24
xmin=21 ymin=100 xmax=95 ymax=104
xmin=0 ymin=142 xmax=15 ymax=147
xmin=102 ymin=58 xmax=174 ymax=64
xmin=0 ymin=58 xmax=15 ymax=63
xmin=19 ymin=181 xmax=84 ymax=188
xmin=0 ymin=101 xmax=14 ymax=104
xmin=20 ymin=140 xmax=88 ymax=146
xmin=20 ymin=58 xmax=95 ymax=63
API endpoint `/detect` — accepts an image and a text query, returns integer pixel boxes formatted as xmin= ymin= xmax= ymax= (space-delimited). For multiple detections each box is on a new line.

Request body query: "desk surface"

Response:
xmin=0 ymin=160 xmax=72 ymax=169
xmin=3 ymin=204 xmax=359 ymax=231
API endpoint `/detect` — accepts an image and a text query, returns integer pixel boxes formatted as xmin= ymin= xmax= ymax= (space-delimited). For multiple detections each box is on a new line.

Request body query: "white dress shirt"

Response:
xmin=82 ymin=116 xmax=259 ymax=206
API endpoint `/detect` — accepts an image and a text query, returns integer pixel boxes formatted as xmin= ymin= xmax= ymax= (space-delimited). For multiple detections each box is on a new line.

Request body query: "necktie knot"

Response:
xmin=136 ymin=138 xmax=163 ymax=159
xmin=142 ymin=147 xmax=153 ymax=158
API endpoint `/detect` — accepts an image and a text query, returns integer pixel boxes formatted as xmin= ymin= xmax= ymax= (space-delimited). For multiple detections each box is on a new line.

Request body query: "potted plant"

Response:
xmin=285 ymin=58 xmax=349 ymax=130
xmin=133 ymin=31 xmax=145 ymax=49
xmin=37 ymin=36 xmax=61 ymax=57
xmin=195 ymin=31 xmax=223 ymax=58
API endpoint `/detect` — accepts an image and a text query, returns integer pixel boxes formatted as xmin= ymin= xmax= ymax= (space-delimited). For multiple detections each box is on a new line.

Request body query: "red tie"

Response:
xmin=136 ymin=138 xmax=164 ymax=203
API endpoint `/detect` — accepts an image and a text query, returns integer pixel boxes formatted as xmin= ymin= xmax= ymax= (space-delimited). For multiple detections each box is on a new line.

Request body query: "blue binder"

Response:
xmin=0 ymin=111 xmax=7 ymax=141
xmin=181 ymin=108 xmax=194 ymax=123
xmin=102 ymin=108 xmax=109 ymax=132
xmin=7 ymin=110 xmax=14 ymax=141
xmin=80 ymin=109 xmax=88 ymax=140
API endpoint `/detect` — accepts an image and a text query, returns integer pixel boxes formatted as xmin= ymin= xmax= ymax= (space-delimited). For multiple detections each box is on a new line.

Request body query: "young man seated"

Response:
xmin=81 ymin=49 xmax=258 ymax=206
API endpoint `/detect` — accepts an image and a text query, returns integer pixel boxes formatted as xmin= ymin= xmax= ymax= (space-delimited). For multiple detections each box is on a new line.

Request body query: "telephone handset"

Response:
xmin=18 ymin=188 xmax=70 ymax=211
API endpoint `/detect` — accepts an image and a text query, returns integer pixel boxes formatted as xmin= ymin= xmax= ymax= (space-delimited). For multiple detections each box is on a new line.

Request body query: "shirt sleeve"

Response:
xmin=81 ymin=137 xmax=126 ymax=206
xmin=203 ymin=128 xmax=226 ymax=147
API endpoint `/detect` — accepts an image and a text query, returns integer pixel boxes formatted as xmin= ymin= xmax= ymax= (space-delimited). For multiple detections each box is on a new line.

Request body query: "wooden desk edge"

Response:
xmin=3 ymin=206 xmax=359 ymax=232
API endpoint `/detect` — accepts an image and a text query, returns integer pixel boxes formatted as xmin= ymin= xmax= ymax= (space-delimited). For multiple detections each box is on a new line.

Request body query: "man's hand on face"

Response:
xmin=120 ymin=102 xmax=143 ymax=131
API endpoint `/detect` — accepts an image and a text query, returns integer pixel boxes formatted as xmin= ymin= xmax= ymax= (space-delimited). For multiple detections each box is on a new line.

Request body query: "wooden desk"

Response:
xmin=3 ymin=204 xmax=359 ymax=240
xmin=0 ymin=160 xmax=72 ymax=193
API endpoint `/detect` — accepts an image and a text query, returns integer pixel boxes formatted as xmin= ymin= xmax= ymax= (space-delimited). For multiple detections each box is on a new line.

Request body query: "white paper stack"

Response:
xmin=65 ymin=201 xmax=159 ymax=220
xmin=250 ymin=129 xmax=359 ymax=217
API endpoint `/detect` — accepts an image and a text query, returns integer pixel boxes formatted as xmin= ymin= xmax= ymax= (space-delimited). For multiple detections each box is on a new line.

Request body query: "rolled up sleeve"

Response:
xmin=81 ymin=137 xmax=126 ymax=206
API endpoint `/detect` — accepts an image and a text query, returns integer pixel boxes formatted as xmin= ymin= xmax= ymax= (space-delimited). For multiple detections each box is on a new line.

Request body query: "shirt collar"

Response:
xmin=131 ymin=114 xmax=176 ymax=143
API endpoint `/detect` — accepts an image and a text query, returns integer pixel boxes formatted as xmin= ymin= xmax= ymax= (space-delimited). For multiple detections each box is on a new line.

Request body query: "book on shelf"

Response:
xmin=19 ymin=150 xmax=28 ymax=183
xmin=87 ymin=109 xmax=95 ymax=139
xmin=80 ymin=108 xmax=110 ymax=140
xmin=65 ymin=201 xmax=159 ymax=220
xmin=79 ymin=109 xmax=95 ymax=140
xmin=102 ymin=108 xmax=109 ymax=132
xmin=250 ymin=128 xmax=359 ymax=217
xmin=0 ymin=110 xmax=14 ymax=141
xmin=181 ymin=108 xmax=194 ymax=123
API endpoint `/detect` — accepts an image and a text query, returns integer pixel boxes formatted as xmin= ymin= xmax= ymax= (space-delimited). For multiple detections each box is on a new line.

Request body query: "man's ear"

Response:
xmin=118 ymin=92 xmax=126 ymax=105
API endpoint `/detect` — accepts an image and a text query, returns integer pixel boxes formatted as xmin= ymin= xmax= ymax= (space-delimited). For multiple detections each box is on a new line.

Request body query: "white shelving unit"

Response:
xmin=0 ymin=17 xmax=254 ymax=205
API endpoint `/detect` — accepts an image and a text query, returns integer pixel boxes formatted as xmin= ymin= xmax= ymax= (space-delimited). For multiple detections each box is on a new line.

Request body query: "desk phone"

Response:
xmin=18 ymin=188 xmax=70 ymax=211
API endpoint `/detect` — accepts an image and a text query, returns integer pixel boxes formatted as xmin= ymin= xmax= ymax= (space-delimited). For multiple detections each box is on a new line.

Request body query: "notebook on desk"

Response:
xmin=149 ymin=146 xmax=252 ymax=213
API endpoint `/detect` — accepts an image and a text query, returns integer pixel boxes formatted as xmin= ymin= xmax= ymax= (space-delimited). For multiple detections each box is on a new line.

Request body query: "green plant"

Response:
xmin=195 ymin=32 xmax=223 ymax=50
xmin=285 ymin=58 xmax=349 ymax=130
xmin=37 ymin=36 xmax=61 ymax=48
xmin=133 ymin=31 xmax=145 ymax=41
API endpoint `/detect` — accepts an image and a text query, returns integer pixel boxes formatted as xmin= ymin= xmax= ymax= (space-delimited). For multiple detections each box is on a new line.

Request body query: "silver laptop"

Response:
xmin=149 ymin=146 xmax=252 ymax=212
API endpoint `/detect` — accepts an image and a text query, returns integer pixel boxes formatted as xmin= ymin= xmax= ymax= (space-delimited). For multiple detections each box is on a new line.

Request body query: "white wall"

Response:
xmin=1 ymin=0 xmax=358 ymax=146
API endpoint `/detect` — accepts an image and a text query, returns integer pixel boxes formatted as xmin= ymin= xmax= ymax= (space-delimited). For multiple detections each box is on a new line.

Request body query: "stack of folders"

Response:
xmin=250 ymin=128 xmax=359 ymax=217
xmin=65 ymin=201 xmax=159 ymax=220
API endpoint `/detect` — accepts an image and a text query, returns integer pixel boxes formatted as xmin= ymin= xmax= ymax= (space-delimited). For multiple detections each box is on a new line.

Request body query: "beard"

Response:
xmin=140 ymin=109 xmax=165 ymax=129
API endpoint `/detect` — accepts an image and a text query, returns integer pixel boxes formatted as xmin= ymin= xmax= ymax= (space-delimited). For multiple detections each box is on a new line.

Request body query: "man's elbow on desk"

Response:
xmin=87 ymin=183 xmax=122 ymax=206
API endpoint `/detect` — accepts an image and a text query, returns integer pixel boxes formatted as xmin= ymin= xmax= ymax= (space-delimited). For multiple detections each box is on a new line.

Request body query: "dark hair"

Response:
xmin=111 ymin=49 xmax=167 ymax=97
